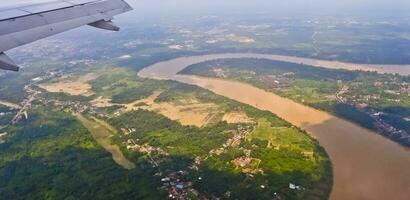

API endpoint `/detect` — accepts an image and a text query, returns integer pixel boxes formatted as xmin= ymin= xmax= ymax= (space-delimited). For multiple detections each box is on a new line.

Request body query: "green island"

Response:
xmin=180 ymin=58 xmax=410 ymax=147
xmin=0 ymin=66 xmax=331 ymax=200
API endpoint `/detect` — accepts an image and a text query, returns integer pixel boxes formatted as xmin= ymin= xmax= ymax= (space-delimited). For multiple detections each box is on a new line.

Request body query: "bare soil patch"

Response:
xmin=125 ymin=91 xmax=223 ymax=127
xmin=222 ymin=111 xmax=254 ymax=124
xmin=40 ymin=73 xmax=98 ymax=96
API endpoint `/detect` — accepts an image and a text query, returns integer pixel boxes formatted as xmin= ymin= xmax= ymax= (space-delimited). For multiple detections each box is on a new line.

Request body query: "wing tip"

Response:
xmin=0 ymin=53 xmax=20 ymax=72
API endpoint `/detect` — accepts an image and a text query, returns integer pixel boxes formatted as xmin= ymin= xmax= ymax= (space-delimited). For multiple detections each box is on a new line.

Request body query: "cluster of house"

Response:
xmin=11 ymin=84 xmax=40 ymax=124
xmin=206 ymin=125 xmax=253 ymax=158
xmin=336 ymin=81 xmax=410 ymax=146
xmin=371 ymin=111 xmax=410 ymax=145
xmin=10 ymin=68 xmax=101 ymax=125
xmin=118 ymin=121 xmax=303 ymax=199
xmin=120 ymin=127 xmax=136 ymax=135
xmin=0 ymin=111 xmax=14 ymax=116
xmin=374 ymin=81 xmax=410 ymax=96
xmin=39 ymin=97 xmax=100 ymax=117
xmin=260 ymin=74 xmax=292 ymax=89
xmin=289 ymin=183 xmax=305 ymax=191
xmin=232 ymin=151 xmax=263 ymax=175
xmin=158 ymin=171 xmax=201 ymax=199
xmin=125 ymin=139 xmax=168 ymax=156
xmin=212 ymin=67 xmax=227 ymax=78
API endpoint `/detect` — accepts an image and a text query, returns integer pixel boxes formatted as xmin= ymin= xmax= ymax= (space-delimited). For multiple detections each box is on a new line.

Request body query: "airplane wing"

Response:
xmin=0 ymin=0 xmax=133 ymax=71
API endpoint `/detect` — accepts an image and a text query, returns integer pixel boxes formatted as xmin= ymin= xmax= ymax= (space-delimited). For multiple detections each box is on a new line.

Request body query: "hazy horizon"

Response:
xmin=127 ymin=0 xmax=410 ymax=17
xmin=3 ymin=0 xmax=410 ymax=19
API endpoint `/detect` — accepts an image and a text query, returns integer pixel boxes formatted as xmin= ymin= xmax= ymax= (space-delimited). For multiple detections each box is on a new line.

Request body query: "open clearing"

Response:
xmin=222 ymin=111 xmax=254 ymax=124
xmin=40 ymin=73 xmax=98 ymax=96
xmin=123 ymin=91 xmax=253 ymax=127
xmin=151 ymin=100 xmax=221 ymax=127
xmin=0 ymin=100 xmax=21 ymax=109
xmin=90 ymin=96 xmax=119 ymax=108
xmin=128 ymin=92 xmax=221 ymax=127
xmin=75 ymin=113 xmax=135 ymax=169
xmin=0 ymin=132 xmax=7 ymax=143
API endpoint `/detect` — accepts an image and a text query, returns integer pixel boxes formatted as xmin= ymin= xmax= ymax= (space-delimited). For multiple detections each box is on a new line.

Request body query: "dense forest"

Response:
xmin=0 ymin=107 xmax=164 ymax=200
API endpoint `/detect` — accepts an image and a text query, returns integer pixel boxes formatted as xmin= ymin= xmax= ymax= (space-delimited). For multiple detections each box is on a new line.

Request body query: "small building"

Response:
xmin=161 ymin=178 xmax=170 ymax=182
xmin=176 ymin=184 xmax=184 ymax=190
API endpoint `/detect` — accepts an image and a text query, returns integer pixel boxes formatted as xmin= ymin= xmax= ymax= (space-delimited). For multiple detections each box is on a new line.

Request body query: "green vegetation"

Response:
xmin=0 ymin=105 xmax=13 ymax=113
xmin=89 ymin=68 xmax=166 ymax=104
xmin=0 ymin=61 xmax=66 ymax=103
xmin=110 ymin=109 xmax=234 ymax=158
xmin=0 ymin=105 xmax=15 ymax=125
xmin=40 ymin=90 xmax=95 ymax=103
xmin=191 ymin=118 xmax=332 ymax=200
xmin=0 ymin=107 xmax=164 ymax=200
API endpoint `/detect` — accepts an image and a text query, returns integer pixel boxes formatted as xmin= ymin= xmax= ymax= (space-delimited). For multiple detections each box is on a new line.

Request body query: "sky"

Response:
xmin=2 ymin=0 xmax=410 ymax=18
xmin=126 ymin=0 xmax=410 ymax=19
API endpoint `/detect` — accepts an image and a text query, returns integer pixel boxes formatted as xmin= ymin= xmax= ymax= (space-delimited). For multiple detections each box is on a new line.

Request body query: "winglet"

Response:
xmin=88 ymin=20 xmax=120 ymax=31
xmin=0 ymin=53 xmax=19 ymax=72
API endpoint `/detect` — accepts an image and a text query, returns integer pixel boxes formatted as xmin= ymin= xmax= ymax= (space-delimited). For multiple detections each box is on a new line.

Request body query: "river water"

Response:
xmin=139 ymin=53 xmax=410 ymax=200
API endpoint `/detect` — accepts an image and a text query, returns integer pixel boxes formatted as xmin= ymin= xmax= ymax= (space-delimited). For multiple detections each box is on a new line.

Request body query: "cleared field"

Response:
xmin=124 ymin=91 xmax=162 ymax=111
xmin=40 ymin=73 xmax=98 ymax=96
xmin=222 ymin=111 xmax=254 ymax=124
xmin=249 ymin=118 xmax=315 ymax=152
xmin=75 ymin=113 xmax=135 ymax=169
xmin=151 ymin=100 xmax=221 ymax=127
xmin=0 ymin=100 xmax=21 ymax=109
xmin=0 ymin=132 xmax=7 ymax=143
xmin=120 ymin=91 xmax=254 ymax=127
xmin=127 ymin=91 xmax=222 ymax=127
xmin=90 ymin=96 xmax=118 ymax=107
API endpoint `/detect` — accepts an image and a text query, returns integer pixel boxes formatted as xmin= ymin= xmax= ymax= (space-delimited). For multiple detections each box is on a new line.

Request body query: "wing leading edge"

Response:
xmin=0 ymin=0 xmax=133 ymax=71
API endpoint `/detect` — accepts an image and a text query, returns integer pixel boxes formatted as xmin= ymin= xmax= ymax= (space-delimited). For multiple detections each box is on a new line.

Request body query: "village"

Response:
xmin=119 ymin=120 xmax=297 ymax=200
xmin=121 ymin=125 xmax=256 ymax=199
xmin=338 ymin=81 xmax=410 ymax=146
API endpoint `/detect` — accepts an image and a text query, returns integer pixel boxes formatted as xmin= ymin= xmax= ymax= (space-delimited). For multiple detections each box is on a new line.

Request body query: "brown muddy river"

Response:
xmin=139 ymin=53 xmax=410 ymax=200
